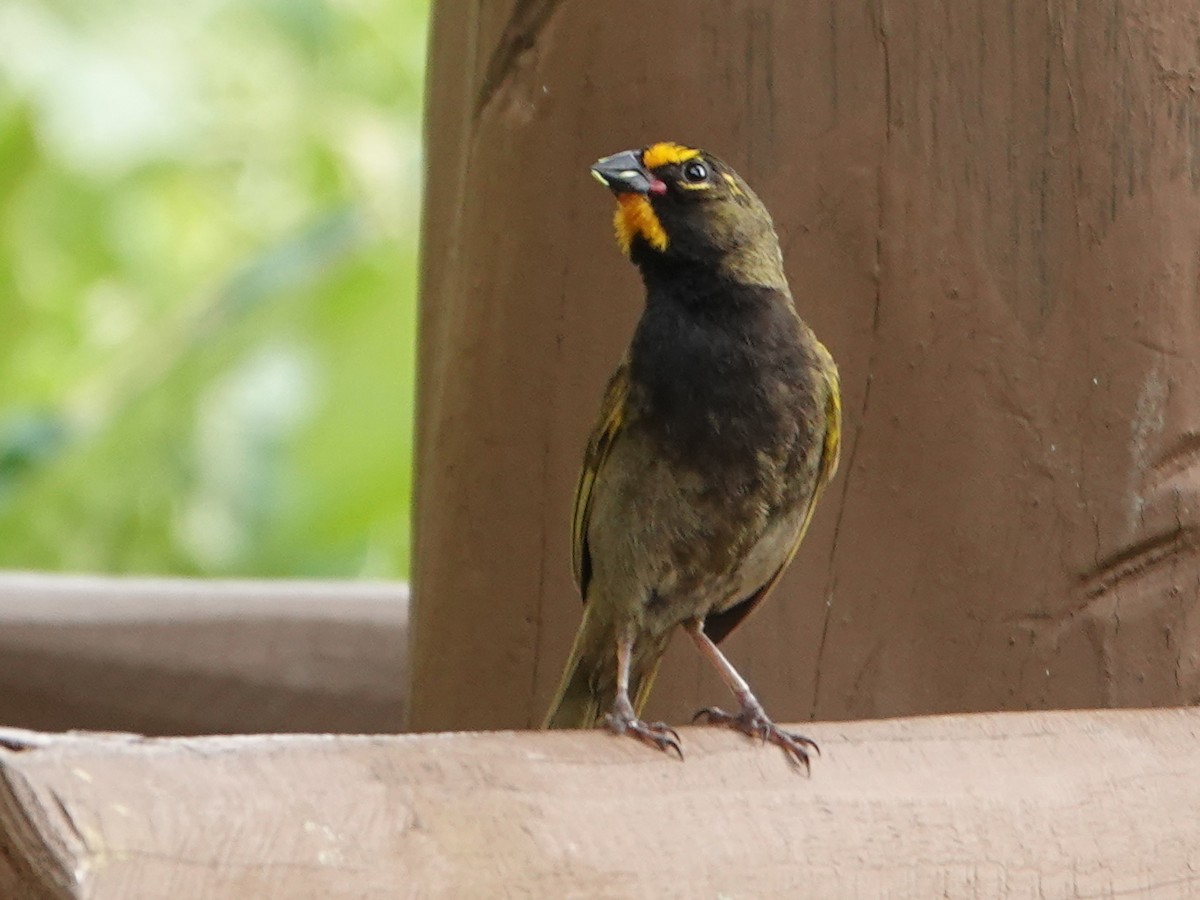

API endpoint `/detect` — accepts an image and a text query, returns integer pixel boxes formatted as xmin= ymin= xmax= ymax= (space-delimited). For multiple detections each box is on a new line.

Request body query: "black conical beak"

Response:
xmin=591 ymin=149 xmax=660 ymax=195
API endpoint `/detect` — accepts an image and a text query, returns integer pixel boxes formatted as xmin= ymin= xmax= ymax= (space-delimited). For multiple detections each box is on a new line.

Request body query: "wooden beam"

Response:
xmin=0 ymin=574 xmax=407 ymax=735
xmin=3 ymin=708 xmax=1199 ymax=897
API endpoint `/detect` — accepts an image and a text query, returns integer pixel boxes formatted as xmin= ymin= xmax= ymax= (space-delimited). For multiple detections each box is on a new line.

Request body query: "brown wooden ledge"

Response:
xmin=0 ymin=574 xmax=407 ymax=736
xmin=2 ymin=708 xmax=1199 ymax=898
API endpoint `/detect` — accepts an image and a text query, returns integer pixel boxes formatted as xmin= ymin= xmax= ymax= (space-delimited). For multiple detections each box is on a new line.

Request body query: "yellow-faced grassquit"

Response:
xmin=542 ymin=142 xmax=841 ymax=770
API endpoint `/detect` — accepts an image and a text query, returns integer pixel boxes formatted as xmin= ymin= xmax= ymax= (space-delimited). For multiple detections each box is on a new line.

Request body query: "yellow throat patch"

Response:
xmin=609 ymin=143 xmax=700 ymax=255
xmin=614 ymin=194 xmax=667 ymax=255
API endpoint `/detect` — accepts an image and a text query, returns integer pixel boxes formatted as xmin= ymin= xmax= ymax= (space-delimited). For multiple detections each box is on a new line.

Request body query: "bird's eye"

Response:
xmin=682 ymin=160 xmax=709 ymax=184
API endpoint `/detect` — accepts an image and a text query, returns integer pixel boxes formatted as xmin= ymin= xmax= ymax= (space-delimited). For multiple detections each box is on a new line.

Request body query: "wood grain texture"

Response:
xmin=2 ymin=708 xmax=1200 ymax=898
xmin=0 ymin=574 xmax=408 ymax=736
xmin=413 ymin=0 xmax=1200 ymax=733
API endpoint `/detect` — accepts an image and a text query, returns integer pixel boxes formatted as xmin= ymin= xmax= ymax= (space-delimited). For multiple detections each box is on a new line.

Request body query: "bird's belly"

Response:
xmin=636 ymin=506 xmax=801 ymax=634
xmin=586 ymin=429 xmax=808 ymax=631
xmin=708 ymin=509 xmax=803 ymax=612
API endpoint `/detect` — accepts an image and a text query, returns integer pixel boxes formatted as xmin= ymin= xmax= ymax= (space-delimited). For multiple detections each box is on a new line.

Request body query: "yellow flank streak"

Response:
xmin=572 ymin=362 xmax=629 ymax=590
xmin=821 ymin=366 xmax=843 ymax=485
xmin=614 ymin=194 xmax=668 ymax=255
xmin=642 ymin=142 xmax=700 ymax=169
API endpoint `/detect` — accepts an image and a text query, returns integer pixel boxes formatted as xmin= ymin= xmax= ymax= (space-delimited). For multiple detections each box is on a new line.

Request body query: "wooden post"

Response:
xmin=411 ymin=1 xmax=1200 ymax=732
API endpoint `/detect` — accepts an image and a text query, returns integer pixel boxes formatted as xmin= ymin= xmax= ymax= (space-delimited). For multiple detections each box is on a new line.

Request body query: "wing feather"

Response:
xmin=571 ymin=361 xmax=630 ymax=598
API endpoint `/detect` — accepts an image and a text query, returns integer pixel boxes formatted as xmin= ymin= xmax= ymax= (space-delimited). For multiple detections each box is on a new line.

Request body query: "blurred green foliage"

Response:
xmin=0 ymin=0 xmax=426 ymax=577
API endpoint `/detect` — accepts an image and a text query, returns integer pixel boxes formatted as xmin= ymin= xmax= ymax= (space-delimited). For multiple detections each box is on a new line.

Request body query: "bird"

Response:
xmin=541 ymin=142 xmax=841 ymax=771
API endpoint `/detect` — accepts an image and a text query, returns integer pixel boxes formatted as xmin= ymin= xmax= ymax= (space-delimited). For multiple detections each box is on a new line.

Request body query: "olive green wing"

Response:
xmin=571 ymin=360 xmax=630 ymax=599
xmin=703 ymin=362 xmax=842 ymax=644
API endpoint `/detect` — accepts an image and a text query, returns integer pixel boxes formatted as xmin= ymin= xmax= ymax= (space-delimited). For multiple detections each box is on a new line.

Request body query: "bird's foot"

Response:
xmin=604 ymin=708 xmax=683 ymax=760
xmin=693 ymin=704 xmax=819 ymax=773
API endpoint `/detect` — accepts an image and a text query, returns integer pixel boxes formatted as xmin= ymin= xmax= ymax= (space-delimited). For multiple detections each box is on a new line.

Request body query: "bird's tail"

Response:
xmin=542 ymin=606 xmax=669 ymax=729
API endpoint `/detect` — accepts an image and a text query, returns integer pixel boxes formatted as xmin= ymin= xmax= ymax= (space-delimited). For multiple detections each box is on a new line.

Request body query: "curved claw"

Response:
xmin=691 ymin=704 xmax=819 ymax=774
xmin=636 ymin=720 xmax=683 ymax=761
xmin=651 ymin=721 xmax=682 ymax=745
xmin=604 ymin=712 xmax=684 ymax=761
xmin=691 ymin=706 xmax=720 ymax=725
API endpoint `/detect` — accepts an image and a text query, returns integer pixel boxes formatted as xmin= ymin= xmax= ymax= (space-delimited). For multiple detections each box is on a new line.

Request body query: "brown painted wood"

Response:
xmin=2 ymin=708 xmax=1200 ymax=897
xmin=0 ymin=574 xmax=407 ymax=736
xmin=412 ymin=1 xmax=1200 ymax=731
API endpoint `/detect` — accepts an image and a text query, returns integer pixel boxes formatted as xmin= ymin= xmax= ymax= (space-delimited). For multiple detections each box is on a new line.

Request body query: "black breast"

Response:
xmin=627 ymin=278 xmax=822 ymax=480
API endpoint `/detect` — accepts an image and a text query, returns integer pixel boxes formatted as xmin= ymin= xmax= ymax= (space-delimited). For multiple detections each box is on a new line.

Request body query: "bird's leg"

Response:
xmin=603 ymin=633 xmax=682 ymax=759
xmin=686 ymin=620 xmax=819 ymax=772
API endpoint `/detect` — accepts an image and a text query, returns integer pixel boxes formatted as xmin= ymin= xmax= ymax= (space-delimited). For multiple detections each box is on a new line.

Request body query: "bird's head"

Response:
xmin=590 ymin=142 xmax=786 ymax=290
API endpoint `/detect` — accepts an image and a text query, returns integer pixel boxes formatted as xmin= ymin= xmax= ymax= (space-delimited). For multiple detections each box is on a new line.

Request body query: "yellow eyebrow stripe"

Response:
xmin=642 ymin=142 xmax=700 ymax=169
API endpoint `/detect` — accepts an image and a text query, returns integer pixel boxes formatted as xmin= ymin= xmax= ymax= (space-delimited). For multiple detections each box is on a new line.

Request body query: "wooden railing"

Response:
xmin=3 ymin=708 xmax=1199 ymax=897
